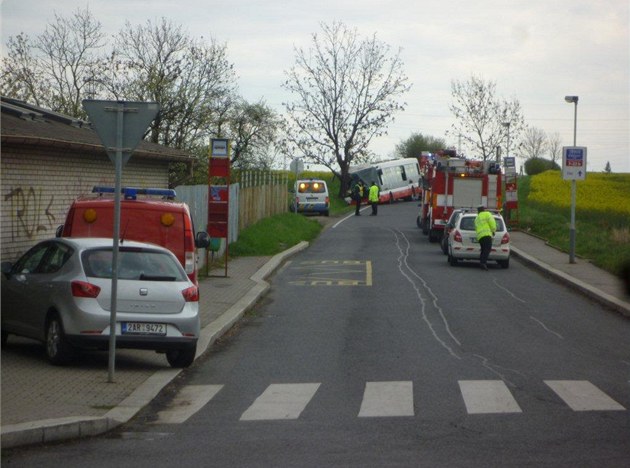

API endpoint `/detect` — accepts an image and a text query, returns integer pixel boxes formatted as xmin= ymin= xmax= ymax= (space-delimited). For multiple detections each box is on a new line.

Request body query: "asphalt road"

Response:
xmin=4 ymin=202 xmax=630 ymax=467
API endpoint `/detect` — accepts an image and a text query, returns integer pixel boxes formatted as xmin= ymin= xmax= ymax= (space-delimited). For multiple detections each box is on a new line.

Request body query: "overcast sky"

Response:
xmin=2 ymin=0 xmax=628 ymax=172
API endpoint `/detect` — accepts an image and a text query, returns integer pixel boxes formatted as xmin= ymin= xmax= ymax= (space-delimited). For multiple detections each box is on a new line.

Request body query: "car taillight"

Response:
xmin=454 ymin=230 xmax=463 ymax=243
xmin=182 ymin=285 xmax=199 ymax=302
xmin=325 ymin=197 xmax=330 ymax=206
xmin=501 ymin=232 xmax=510 ymax=244
xmin=185 ymin=251 xmax=195 ymax=275
xmin=71 ymin=281 xmax=101 ymax=298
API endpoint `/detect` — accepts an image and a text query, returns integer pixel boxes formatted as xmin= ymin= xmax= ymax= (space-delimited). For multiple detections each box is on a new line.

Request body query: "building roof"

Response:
xmin=1 ymin=96 xmax=193 ymax=162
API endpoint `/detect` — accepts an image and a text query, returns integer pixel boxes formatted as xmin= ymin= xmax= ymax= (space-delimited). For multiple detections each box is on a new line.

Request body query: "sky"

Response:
xmin=1 ymin=0 xmax=629 ymax=173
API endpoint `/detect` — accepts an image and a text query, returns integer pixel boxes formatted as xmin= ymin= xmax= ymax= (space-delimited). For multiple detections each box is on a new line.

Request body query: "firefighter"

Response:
xmin=475 ymin=205 xmax=496 ymax=270
xmin=368 ymin=182 xmax=380 ymax=216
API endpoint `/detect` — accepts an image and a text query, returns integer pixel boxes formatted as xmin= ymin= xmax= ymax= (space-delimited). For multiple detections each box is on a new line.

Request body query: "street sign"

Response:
xmin=290 ymin=158 xmax=304 ymax=174
xmin=82 ymin=99 xmax=159 ymax=383
xmin=211 ymin=139 xmax=229 ymax=158
xmin=562 ymin=146 xmax=587 ymax=180
xmin=83 ymin=100 xmax=159 ymax=165
xmin=504 ymin=156 xmax=516 ymax=174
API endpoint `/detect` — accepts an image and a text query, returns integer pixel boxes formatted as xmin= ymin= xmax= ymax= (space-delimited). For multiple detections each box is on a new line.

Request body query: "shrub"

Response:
xmin=524 ymin=158 xmax=560 ymax=176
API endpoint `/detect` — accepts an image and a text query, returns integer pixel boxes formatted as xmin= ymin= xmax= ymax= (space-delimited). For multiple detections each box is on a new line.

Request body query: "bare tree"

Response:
xmin=1 ymin=33 xmax=47 ymax=106
xmin=546 ymin=132 xmax=562 ymax=166
xmin=520 ymin=127 xmax=547 ymax=160
xmin=282 ymin=21 xmax=411 ymax=196
xmin=448 ymin=75 xmax=525 ymax=161
xmin=109 ymin=18 xmax=238 ymax=149
xmin=1 ymin=7 xmax=107 ymax=118
xmin=228 ymin=100 xmax=281 ymax=170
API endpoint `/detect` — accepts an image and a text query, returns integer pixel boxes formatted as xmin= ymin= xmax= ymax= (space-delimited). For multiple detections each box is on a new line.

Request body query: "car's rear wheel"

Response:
xmin=45 ymin=315 xmax=74 ymax=365
xmin=448 ymin=254 xmax=458 ymax=266
xmin=1 ymin=329 xmax=8 ymax=348
xmin=498 ymin=258 xmax=510 ymax=269
xmin=166 ymin=345 xmax=197 ymax=368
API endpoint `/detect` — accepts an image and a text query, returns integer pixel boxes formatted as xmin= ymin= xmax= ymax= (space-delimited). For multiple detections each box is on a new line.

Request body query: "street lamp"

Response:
xmin=564 ymin=95 xmax=579 ymax=263
xmin=502 ymin=122 xmax=511 ymax=160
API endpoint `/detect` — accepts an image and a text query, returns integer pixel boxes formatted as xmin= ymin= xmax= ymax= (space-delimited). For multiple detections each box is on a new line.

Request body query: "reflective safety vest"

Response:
xmin=475 ymin=211 xmax=496 ymax=240
xmin=368 ymin=184 xmax=379 ymax=202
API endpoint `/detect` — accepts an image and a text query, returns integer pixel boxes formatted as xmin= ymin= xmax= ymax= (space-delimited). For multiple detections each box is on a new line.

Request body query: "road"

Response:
xmin=4 ymin=201 xmax=630 ymax=467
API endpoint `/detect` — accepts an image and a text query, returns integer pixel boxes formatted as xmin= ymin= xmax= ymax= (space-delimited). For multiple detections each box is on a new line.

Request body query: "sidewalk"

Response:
xmin=2 ymin=233 xmax=629 ymax=449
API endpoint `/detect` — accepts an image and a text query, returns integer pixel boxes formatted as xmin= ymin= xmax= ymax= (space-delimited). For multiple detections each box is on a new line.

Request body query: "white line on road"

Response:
xmin=545 ymin=380 xmax=626 ymax=411
xmin=240 ymin=383 xmax=321 ymax=421
xmin=459 ymin=380 xmax=523 ymax=414
xmin=154 ymin=385 xmax=224 ymax=424
xmin=358 ymin=381 xmax=415 ymax=417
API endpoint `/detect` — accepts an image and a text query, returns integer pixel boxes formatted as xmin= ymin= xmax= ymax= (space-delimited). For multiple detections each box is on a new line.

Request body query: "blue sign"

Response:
xmin=562 ymin=146 xmax=587 ymax=180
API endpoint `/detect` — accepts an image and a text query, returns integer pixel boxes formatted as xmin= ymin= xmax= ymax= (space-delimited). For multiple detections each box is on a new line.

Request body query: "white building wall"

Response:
xmin=1 ymin=149 xmax=170 ymax=261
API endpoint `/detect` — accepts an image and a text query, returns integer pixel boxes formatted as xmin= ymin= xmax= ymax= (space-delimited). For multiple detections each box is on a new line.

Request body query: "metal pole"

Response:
xmin=108 ymin=103 xmax=124 ymax=383
xmin=569 ymin=102 xmax=578 ymax=264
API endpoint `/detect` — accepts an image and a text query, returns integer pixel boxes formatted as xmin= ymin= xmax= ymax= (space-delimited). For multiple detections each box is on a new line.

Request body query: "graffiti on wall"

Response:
xmin=4 ymin=187 xmax=56 ymax=240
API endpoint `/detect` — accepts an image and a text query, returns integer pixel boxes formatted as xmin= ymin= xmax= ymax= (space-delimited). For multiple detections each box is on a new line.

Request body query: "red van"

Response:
xmin=58 ymin=187 xmax=209 ymax=284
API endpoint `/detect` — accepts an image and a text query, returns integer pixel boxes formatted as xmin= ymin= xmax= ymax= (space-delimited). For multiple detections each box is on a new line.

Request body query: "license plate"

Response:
xmin=122 ymin=322 xmax=166 ymax=335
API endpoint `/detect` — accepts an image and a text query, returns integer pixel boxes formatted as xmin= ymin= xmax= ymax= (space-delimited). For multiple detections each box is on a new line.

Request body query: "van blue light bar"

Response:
xmin=92 ymin=186 xmax=177 ymax=200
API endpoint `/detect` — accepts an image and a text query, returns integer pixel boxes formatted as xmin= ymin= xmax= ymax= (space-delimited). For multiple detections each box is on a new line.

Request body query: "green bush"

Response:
xmin=524 ymin=158 xmax=560 ymax=176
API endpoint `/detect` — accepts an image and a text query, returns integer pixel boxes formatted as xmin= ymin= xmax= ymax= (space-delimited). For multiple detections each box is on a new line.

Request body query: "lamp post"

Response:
xmin=502 ymin=122 xmax=511 ymax=159
xmin=565 ymin=95 xmax=579 ymax=264
xmin=502 ymin=121 xmax=511 ymax=168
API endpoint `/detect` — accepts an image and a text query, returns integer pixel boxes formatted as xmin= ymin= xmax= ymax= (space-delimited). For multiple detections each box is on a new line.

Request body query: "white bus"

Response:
xmin=349 ymin=158 xmax=421 ymax=203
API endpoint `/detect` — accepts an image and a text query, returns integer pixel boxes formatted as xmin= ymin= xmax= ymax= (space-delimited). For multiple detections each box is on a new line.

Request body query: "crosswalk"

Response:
xmin=153 ymin=379 xmax=626 ymax=424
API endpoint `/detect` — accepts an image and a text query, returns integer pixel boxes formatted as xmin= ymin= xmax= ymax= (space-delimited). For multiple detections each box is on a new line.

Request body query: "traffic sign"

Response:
xmin=562 ymin=146 xmax=587 ymax=180
xmin=83 ymin=100 xmax=159 ymax=165
xmin=290 ymin=158 xmax=304 ymax=174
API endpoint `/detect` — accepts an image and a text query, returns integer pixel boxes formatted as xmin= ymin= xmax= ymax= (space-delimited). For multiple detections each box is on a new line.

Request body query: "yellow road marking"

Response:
xmin=288 ymin=260 xmax=372 ymax=286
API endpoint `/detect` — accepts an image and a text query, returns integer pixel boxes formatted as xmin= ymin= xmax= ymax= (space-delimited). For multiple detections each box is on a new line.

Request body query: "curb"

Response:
xmin=511 ymin=247 xmax=630 ymax=318
xmin=1 ymin=241 xmax=310 ymax=450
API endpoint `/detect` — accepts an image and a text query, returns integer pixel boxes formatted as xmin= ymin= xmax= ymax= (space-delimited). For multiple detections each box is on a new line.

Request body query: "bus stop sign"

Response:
xmin=562 ymin=146 xmax=587 ymax=180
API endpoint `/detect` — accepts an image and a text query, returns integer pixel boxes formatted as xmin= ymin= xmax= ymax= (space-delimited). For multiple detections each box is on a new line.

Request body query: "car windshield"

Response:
xmin=460 ymin=216 xmax=505 ymax=231
xmin=297 ymin=182 xmax=326 ymax=193
xmin=82 ymin=248 xmax=187 ymax=281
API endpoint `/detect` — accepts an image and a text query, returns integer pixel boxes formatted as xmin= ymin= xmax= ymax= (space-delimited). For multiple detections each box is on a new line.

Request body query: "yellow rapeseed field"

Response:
xmin=528 ymin=170 xmax=630 ymax=216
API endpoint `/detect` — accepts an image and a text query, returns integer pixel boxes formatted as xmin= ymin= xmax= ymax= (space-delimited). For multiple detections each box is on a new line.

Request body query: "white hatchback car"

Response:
xmin=1 ymin=238 xmax=200 ymax=367
xmin=447 ymin=212 xmax=511 ymax=268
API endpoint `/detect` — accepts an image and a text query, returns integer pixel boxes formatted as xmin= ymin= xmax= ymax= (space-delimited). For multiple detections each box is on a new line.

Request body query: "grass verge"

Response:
xmin=229 ymin=212 xmax=323 ymax=257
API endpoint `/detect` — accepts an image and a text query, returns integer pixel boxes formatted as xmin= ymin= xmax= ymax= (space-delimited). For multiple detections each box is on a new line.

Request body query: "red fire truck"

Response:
xmin=417 ymin=150 xmax=502 ymax=242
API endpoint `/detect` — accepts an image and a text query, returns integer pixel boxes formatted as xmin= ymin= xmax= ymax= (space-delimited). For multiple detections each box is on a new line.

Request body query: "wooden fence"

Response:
xmin=237 ymin=171 xmax=289 ymax=231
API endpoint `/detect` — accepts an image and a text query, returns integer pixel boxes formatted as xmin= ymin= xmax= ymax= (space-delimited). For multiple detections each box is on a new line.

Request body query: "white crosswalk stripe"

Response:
xmin=358 ymin=381 xmax=414 ymax=417
xmin=152 ymin=380 xmax=626 ymax=424
xmin=154 ymin=384 xmax=224 ymax=424
xmin=458 ymin=380 xmax=523 ymax=414
xmin=544 ymin=380 xmax=626 ymax=411
xmin=240 ymin=383 xmax=321 ymax=421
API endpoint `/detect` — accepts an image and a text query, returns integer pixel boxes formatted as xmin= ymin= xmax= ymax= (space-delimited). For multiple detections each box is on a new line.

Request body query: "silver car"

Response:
xmin=447 ymin=213 xmax=511 ymax=268
xmin=1 ymin=238 xmax=200 ymax=367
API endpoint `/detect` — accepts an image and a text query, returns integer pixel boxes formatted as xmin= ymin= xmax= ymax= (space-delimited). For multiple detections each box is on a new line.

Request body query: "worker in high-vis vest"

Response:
xmin=368 ymin=182 xmax=380 ymax=216
xmin=475 ymin=205 xmax=496 ymax=270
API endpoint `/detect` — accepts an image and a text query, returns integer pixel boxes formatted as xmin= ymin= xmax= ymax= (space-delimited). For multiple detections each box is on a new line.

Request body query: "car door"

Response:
xmin=2 ymin=242 xmax=73 ymax=340
xmin=2 ymin=242 xmax=52 ymax=338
